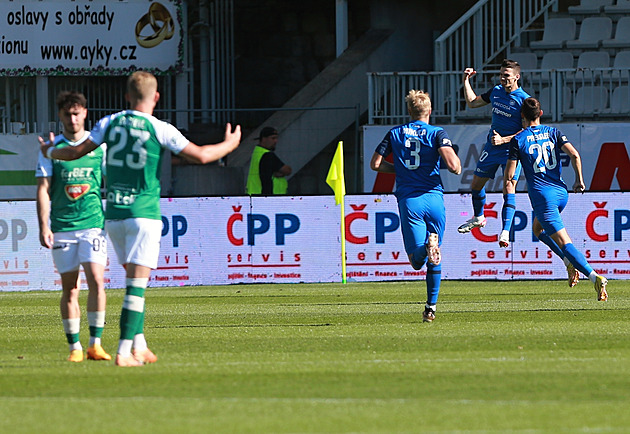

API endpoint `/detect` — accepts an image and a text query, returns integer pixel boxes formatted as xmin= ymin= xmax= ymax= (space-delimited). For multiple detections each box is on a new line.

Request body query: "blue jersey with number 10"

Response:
xmin=508 ymin=124 xmax=570 ymax=193
xmin=375 ymin=120 xmax=453 ymax=199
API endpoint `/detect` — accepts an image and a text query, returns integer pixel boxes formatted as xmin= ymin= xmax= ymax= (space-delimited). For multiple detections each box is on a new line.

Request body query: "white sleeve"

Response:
xmin=35 ymin=150 xmax=53 ymax=177
xmin=88 ymin=115 xmax=114 ymax=146
xmin=153 ymin=119 xmax=190 ymax=155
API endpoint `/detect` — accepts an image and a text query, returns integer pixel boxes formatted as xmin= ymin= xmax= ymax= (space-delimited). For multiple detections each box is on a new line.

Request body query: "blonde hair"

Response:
xmin=405 ymin=89 xmax=431 ymax=119
xmin=127 ymin=71 xmax=158 ymax=101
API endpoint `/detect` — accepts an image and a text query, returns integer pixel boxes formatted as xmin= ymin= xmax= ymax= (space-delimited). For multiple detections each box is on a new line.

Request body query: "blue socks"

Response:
xmin=561 ymin=243 xmax=594 ymax=277
xmin=472 ymin=188 xmax=486 ymax=217
xmin=537 ymin=230 xmax=564 ymax=259
xmin=501 ymin=193 xmax=516 ymax=233
xmin=426 ymin=263 xmax=441 ymax=305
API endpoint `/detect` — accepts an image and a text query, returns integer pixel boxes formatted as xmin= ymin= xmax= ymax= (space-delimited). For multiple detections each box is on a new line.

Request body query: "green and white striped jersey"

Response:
xmin=36 ymin=132 xmax=105 ymax=233
xmin=89 ymin=110 xmax=189 ymax=220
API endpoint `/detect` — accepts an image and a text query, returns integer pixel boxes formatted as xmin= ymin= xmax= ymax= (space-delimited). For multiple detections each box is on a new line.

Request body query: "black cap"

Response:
xmin=257 ymin=126 xmax=278 ymax=140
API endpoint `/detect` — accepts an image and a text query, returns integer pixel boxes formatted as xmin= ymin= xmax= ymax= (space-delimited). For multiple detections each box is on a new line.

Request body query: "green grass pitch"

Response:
xmin=0 ymin=280 xmax=628 ymax=433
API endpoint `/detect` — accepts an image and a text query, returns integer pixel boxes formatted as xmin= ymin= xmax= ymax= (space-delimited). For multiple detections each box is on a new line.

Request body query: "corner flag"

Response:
xmin=326 ymin=141 xmax=346 ymax=205
xmin=326 ymin=141 xmax=347 ymax=283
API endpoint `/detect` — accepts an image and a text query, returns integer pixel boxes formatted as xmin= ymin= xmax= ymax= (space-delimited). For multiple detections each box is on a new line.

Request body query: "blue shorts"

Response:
xmin=397 ymin=193 xmax=445 ymax=255
xmin=475 ymin=142 xmax=522 ymax=180
xmin=530 ymin=187 xmax=568 ymax=235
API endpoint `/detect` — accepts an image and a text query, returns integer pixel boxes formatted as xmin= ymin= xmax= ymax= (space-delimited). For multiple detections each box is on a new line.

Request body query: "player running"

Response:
xmin=371 ymin=90 xmax=461 ymax=322
xmin=505 ymin=97 xmax=608 ymax=301
xmin=40 ymin=71 xmax=242 ymax=366
xmin=458 ymin=59 xmax=529 ymax=248
xmin=36 ymin=91 xmax=111 ymax=362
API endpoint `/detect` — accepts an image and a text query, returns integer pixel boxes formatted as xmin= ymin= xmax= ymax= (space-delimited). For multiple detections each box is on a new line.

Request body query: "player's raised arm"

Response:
xmin=463 ymin=67 xmax=487 ymax=109
xmin=39 ymin=132 xmax=98 ymax=161
xmin=179 ymin=123 xmax=241 ymax=164
xmin=370 ymin=152 xmax=395 ymax=174
xmin=561 ymin=141 xmax=586 ymax=193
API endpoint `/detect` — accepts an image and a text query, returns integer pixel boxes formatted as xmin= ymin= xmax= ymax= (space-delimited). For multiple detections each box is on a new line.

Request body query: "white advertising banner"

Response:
xmin=362 ymin=123 xmax=630 ymax=194
xmin=0 ymin=0 xmax=183 ymax=75
xmin=1 ymin=194 xmax=628 ymax=292
xmin=0 ymin=134 xmax=40 ymax=200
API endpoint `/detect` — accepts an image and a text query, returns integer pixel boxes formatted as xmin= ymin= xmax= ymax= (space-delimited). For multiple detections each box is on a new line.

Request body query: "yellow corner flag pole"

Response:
xmin=326 ymin=141 xmax=347 ymax=284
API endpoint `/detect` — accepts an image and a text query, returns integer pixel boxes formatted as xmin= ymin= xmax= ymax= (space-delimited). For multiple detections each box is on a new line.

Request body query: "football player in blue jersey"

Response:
xmin=370 ymin=90 xmax=461 ymax=322
xmin=504 ymin=97 xmax=608 ymax=301
xmin=458 ymin=60 xmax=530 ymax=249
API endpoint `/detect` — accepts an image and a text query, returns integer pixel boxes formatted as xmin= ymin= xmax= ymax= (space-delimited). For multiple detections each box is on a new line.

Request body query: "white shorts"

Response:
xmin=105 ymin=218 xmax=162 ymax=269
xmin=52 ymin=228 xmax=108 ymax=274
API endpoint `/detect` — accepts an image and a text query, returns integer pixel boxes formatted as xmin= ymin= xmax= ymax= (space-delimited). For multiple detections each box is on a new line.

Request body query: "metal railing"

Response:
xmin=434 ymin=0 xmax=558 ymax=72
xmin=368 ymin=67 xmax=630 ymax=125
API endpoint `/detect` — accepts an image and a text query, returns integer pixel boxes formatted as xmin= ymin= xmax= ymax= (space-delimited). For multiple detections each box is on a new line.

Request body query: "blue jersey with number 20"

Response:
xmin=508 ymin=124 xmax=570 ymax=194
xmin=375 ymin=120 xmax=453 ymax=199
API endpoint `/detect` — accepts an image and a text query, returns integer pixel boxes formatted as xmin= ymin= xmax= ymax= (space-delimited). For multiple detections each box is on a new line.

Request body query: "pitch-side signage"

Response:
xmin=1 ymin=194 xmax=627 ymax=291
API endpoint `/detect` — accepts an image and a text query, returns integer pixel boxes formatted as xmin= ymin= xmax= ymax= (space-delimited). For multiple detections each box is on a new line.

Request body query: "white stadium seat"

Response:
xmin=566 ymin=85 xmax=608 ymax=114
xmin=602 ymin=17 xmax=630 ymax=49
xmin=530 ymin=18 xmax=577 ymax=50
xmin=604 ymin=0 xmax=630 ymax=14
xmin=566 ymin=17 xmax=613 ymax=49
xmin=569 ymin=0 xmax=614 ymax=14
xmin=610 ymin=85 xmax=630 ymax=113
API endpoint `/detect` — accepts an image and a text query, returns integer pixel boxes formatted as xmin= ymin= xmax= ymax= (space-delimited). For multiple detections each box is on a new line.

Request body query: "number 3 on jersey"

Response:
xmin=107 ymin=126 xmax=150 ymax=169
xmin=404 ymin=137 xmax=421 ymax=169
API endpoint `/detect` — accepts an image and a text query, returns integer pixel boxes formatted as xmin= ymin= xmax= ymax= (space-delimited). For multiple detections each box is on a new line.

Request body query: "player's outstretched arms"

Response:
xmin=39 ymin=133 xmax=98 ymax=161
xmin=438 ymin=146 xmax=461 ymax=175
xmin=562 ymin=142 xmax=586 ymax=193
xmin=180 ymin=123 xmax=241 ymax=164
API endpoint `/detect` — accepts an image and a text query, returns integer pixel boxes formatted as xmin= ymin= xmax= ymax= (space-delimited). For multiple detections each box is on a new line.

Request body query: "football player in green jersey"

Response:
xmin=36 ymin=91 xmax=112 ymax=363
xmin=40 ymin=72 xmax=241 ymax=366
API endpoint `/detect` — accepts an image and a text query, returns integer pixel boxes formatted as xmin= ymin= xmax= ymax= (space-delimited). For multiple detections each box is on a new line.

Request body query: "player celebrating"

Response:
xmin=458 ymin=59 xmax=529 ymax=248
xmin=36 ymin=91 xmax=111 ymax=362
xmin=40 ymin=71 xmax=242 ymax=366
xmin=371 ymin=90 xmax=461 ymax=322
xmin=505 ymin=97 xmax=608 ymax=301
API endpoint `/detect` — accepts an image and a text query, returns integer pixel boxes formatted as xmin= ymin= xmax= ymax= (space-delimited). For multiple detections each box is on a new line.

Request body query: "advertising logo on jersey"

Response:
xmin=64 ymin=184 xmax=90 ymax=200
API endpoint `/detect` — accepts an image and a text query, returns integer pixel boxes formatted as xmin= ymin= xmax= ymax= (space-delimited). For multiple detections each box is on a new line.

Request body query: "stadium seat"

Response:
xmin=531 ymin=51 xmax=574 ymax=83
xmin=569 ymin=0 xmax=614 ymax=14
xmin=539 ymin=86 xmax=572 ymax=116
xmin=570 ymin=51 xmax=610 ymax=81
xmin=604 ymin=0 xmax=630 ymax=14
xmin=602 ymin=17 xmax=630 ymax=48
xmin=566 ymin=17 xmax=613 ymax=49
xmin=610 ymin=85 xmax=630 ymax=113
xmin=530 ymin=18 xmax=577 ymax=50
xmin=608 ymin=50 xmax=630 ymax=81
xmin=509 ymin=52 xmax=538 ymax=72
xmin=540 ymin=51 xmax=575 ymax=70
xmin=566 ymin=85 xmax=608 ymax=115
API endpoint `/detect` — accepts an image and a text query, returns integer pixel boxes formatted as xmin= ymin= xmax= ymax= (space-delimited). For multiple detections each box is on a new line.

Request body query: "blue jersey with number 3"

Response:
xmin=508 ymin=124 xmax=570 ymax=193
xmin=375 ymin=120 xmax=453 ymax=199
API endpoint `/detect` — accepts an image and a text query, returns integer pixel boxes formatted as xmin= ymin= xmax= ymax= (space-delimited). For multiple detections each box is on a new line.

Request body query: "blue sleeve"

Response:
xmin=508 ymin=137 xmax=520 ymax=161
xmin=480 ymin=88 xmax=493 ymax=103
xmin=553 ymin=128 xmax=570 ymax=147
xmin=434 ymin=128 xmax=453 ymax=148
xmin=375 ymin=131 xmax=392 ymax=157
